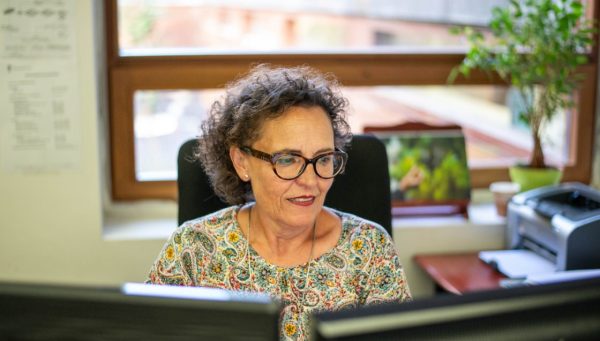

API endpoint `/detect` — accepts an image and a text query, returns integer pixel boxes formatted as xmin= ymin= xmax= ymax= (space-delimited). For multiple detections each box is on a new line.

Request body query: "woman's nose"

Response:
xmin=295 ymin=163 xmax=319 ymax=186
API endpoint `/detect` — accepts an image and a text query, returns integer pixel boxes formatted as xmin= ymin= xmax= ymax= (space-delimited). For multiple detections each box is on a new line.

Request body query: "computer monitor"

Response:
xmin=0 ymin=282 xmax=280 ymax=340
xmin=312 ymin=277 xmax=600 ymax=340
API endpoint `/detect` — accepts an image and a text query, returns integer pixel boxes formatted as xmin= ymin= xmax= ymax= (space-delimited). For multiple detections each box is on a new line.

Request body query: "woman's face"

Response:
xmin=238 ymin=105 xmax=336 ymax=230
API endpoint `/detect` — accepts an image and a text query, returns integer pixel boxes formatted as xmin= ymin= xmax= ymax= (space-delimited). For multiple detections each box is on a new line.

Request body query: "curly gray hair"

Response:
xmin=197 ymin=64 xmax=352 ymax=205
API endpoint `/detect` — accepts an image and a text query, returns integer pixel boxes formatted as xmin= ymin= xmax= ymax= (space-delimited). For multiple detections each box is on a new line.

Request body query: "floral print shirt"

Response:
xmin=146 ymin=206 xmax=411 ymax=340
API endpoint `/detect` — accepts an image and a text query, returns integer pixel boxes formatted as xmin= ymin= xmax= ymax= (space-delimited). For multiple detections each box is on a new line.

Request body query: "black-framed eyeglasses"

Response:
xmin=240 ymin=146 xmax=348 ymax=180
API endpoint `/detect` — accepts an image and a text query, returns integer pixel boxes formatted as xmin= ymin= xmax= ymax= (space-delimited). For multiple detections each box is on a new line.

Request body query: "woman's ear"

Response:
xmin=230 ymin=146 xmax=251 ymax=182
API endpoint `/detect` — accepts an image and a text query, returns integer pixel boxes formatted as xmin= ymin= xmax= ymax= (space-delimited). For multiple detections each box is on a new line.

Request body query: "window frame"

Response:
xmin=105 ymin=0 xmax=599 ymax=201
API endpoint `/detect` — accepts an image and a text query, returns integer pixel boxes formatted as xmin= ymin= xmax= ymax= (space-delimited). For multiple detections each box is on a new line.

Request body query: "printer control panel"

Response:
xmin=529 ymin=190 xmax=600 ymax=221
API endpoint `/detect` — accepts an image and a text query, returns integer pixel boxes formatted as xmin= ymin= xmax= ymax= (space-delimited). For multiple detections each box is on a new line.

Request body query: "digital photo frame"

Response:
xmin=365 ymin=122 xmax=471 ymax=217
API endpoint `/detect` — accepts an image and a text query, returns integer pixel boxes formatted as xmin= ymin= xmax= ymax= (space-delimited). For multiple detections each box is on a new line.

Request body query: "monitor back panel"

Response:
xmin=0 ymin=282 xmax=279 ymax=341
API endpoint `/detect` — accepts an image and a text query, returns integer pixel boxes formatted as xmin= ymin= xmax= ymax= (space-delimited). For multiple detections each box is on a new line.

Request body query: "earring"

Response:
xmin=245 ymin=174 xmax=250 ymax=180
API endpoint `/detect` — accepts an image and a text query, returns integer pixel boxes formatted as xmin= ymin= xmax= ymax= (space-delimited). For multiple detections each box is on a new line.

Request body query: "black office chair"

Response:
xmin=177 ymin=134 xmax=392 ymax=235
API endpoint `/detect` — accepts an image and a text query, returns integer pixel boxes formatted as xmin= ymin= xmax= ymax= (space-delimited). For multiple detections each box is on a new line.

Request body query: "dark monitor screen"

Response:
xmin=312 ymin=277 xmax=600 ymax=341
xmin=0 ymin=282 xmax=280 ymax=341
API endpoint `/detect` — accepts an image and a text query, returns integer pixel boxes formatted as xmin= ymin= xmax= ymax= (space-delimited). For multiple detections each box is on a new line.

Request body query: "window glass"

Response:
xmin=133 ymin=86 xmax=570 ymax=181
xmin=117 ymin=0 xmax=510 ymax=55
xmin=344 ymin=86 xmax=570 ymax=169
xmin=133 ymin=89 xmax=220 ymax=181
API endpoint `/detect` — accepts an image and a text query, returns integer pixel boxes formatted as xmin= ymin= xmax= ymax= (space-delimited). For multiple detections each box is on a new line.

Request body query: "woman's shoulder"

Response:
xmin=177 ymin=205 xmax=240 ymax=239
xmin=329 ymin=208 xmax=391 ymax=241
xmin=324 ymin=209 xmax=398 ymax=267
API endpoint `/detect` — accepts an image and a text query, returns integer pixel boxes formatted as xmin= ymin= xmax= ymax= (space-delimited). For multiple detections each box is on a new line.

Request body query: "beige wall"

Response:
xmin=0 ymin=0 xmax=164 ymax=286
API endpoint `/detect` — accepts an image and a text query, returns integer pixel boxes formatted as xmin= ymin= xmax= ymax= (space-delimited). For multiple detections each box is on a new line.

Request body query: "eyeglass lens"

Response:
xmin=274 ymin=153 xmax=345 ymax=179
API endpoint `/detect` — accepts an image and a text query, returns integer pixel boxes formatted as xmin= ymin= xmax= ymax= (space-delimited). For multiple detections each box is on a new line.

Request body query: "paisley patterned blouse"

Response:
xmin=146 ymin=206 xmax=411 ymax=340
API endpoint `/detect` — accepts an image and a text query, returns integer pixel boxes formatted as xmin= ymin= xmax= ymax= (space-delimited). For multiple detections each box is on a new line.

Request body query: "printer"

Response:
xmin=506 ymin=182 xmax=600 ymax=271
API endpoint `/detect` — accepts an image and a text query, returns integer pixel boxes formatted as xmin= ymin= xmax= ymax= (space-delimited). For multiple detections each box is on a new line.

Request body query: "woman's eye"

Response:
xmin=276 ymin=155 xmax=298 ymax=167
xmin=318 ymin=155 xmax=333 ymax=165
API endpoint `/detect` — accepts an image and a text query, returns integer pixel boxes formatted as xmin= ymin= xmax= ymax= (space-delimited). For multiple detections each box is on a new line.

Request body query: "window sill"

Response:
xmin=102 ymin=200 xmax=177 ymax=241
xmin=393 ymin=202 xmax=505 ymax=230
xmin=103 ymin=217 xmax=177 ymax=241
xmin=393 ymin=188 xmax=506 ymax=230
xmin=103 ymin=189 xmax=504 ymax=241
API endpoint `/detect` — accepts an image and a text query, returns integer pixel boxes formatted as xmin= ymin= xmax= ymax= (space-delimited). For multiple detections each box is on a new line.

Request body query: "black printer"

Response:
xmin=506 ymin=182 xmax=600 ymax=271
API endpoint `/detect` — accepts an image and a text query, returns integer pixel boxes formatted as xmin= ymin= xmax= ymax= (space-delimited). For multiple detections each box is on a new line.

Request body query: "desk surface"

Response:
xmin=414 ymin=252 xmax=506 ymax=295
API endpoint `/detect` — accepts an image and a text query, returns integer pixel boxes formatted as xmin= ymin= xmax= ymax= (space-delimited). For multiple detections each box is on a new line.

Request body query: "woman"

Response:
xmin=147 ymin=65 xmax=411 ymax=340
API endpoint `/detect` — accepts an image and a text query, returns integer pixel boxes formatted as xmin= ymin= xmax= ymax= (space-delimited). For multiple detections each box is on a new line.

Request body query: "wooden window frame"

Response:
xmin=105 ymin=0 xmax=599 ymax=201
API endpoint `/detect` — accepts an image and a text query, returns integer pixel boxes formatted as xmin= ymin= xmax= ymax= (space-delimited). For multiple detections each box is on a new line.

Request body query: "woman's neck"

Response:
xmin=249 ymin=205 xmax=317 ymax=266
xmin=236 ymin=204 xmax=342 ymax=267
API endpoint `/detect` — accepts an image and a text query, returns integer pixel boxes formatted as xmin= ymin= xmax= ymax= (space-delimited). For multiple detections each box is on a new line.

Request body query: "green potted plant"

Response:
xmin=450 ymin=0 xmax=596 ymax=191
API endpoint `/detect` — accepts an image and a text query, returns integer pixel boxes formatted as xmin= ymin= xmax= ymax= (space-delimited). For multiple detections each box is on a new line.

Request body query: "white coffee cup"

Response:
xmin=489 ymin=182 xmax=521 ymax=217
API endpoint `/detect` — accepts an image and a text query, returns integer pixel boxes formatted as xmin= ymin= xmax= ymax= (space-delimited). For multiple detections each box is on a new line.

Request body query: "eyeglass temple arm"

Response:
xmin=240 ymin=146 xmax=273 ymax=163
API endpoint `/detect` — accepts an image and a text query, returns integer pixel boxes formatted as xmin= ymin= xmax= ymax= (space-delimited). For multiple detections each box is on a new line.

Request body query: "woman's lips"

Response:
xmin=288 ymin=196 xmax=315 ymax=206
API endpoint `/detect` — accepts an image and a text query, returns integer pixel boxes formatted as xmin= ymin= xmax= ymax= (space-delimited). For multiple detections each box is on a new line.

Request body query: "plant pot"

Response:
xmin=509 ymin=166 xmax=562 ymax=192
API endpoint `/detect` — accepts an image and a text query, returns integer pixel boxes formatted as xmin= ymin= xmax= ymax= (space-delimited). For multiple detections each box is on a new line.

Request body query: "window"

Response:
xmin=106 ymin=0 xmax=598 ymax=201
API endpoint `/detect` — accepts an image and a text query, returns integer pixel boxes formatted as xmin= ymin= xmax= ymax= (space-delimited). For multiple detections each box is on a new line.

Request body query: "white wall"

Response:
xmin=0 ymin=0 xmax=165 ymax=286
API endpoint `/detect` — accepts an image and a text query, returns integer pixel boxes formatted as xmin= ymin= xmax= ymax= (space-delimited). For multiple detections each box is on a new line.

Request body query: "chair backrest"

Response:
xmin=177 ymin=134 xmax=392 ymax=235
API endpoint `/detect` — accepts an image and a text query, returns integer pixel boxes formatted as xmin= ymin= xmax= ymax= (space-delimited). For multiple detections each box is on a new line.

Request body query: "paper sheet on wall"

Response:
xmin=0 ymin=0 xmax=81 ymax=173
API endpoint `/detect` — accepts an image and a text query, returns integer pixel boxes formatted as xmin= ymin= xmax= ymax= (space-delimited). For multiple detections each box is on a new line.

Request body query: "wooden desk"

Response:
xmin=414 ymin=252 xmax=506 ymax=295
